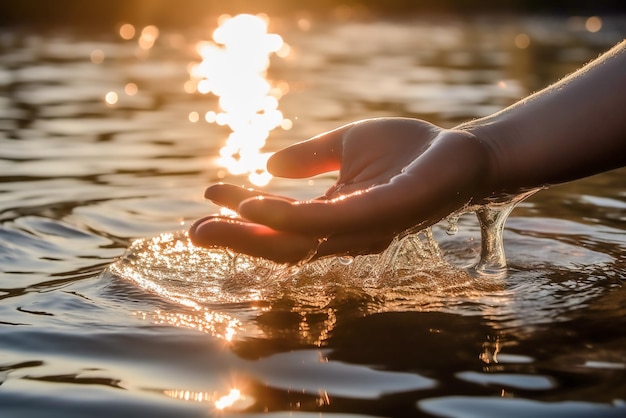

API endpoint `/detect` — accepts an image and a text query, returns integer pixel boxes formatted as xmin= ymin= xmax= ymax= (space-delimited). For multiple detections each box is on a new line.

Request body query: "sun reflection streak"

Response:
xmin=151 ymin=309 xmax=242 ymax=342
xmin=189 ymin=14 xmax=291 ymax=186
xmin=163 ymin=387 xmax=253 ymax=411
xmin=215 ymin=388 xmax=242 ymax=410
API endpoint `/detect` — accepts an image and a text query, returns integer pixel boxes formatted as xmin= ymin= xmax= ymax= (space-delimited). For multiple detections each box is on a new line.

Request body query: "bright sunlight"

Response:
xmin=189 ymin=14 xmax=291 ymax=186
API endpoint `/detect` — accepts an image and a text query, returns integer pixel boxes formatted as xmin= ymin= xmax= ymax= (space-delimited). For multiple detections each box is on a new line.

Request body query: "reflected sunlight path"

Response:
xmin=188 ymin=14 xmax=292 ymax=186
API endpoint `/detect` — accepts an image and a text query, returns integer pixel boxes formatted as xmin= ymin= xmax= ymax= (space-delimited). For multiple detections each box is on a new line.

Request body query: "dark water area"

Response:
xmin=0 ymin=13 xmax=625 ymax=418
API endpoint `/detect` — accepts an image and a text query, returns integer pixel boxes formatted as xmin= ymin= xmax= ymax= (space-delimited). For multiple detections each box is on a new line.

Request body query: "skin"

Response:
xmin=190 ymin=40 xmax=626 ymax=264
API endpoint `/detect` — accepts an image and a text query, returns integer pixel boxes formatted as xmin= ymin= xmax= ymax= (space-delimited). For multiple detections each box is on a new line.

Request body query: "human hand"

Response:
xmin=190 ymin=118 xmax=492 ymax=264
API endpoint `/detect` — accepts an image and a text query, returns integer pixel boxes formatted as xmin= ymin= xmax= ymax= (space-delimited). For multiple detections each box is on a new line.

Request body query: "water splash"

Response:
xmin=110 ymin=191 xmax=544 ymax=311
xmin=473 ymin=189 xmax=541 ymax=277
xmin=109 ymin=228 xmax=477 ymax=310
xmin=445 ymin=215 xmax=460 ymax=236
xmin=338 ymin=256 xmax=354 ymax=266
xmin=108 ymin=191 xmax=550 ymax=343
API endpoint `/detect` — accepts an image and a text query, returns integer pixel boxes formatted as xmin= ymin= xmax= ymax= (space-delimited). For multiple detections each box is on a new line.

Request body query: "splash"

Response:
xmin=470 ymin=189 xmax=541 ymax=276
xmin=188 ymin=14 xmax=291 ymax=186
xmin=109 ymin=228 xmax=478 ymax=311
xmin=109 ymin=223 xmax=510 ymax=343
xmin=110 ymin=188 xmax=611 ymax=345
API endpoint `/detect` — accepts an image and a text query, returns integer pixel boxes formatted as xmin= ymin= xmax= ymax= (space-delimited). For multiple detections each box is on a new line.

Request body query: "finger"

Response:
xmin=204 ymin=183 xmax=294 ymax=211
xmin=239 ymin=175 xmax=425 ymax=236
xmin=267 ymin=123 xmax=355 ymax=178
xmin=243 ymin=136 xmax=476 ymax=235
xmin=311 ymin=229 xmax=395 ymax=260
xmin=188 ymin=216 xmax=318 ymax=264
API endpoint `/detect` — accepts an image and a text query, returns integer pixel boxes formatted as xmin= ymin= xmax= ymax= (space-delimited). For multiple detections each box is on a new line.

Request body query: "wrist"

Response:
xmin=453 ymin=117 xmax=516 ymax=203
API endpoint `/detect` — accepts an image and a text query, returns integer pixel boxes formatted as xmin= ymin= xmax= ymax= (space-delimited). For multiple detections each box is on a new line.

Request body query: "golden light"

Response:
xmin=297 ymin=18 xmax=312 ymax=32
xmin=514 ymin=33 xmax=530 ymax=49
xmin=204 ymin=111 xmax=216 ymax=123
xmin=189 ymin=14 xmax=290 ymax=187
xmin=163 ymin=387 xmax=253 ymax=411
xmin=142 ymin=25 xmax=160 ymax=42
xmin=124 ymin=82 xmax=138 ymax=96
xmin=215 ymin=388 xmax=242 ymax=410
xmin=119 ymin=23 xmax=136 ymax=40
xmin=90 ymin=49 xmax=105 ymax=64
xmin=280 ymin=118 xmax=293 ymax=130
xmin=152 ymin=309 xmax=242 ymax=342
xmin=138 ymin=25 xmax=160 ymax=50
xmin=585 ymin=16 xmax=602 ymax=33
xmin=219 ymin=206 xmax=239 ymax=218
xmin=105 ymin=91 xmax=118 ymax=105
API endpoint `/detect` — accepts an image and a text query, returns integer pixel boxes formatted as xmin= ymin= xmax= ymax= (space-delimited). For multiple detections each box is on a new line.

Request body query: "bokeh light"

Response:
xmin=585 ymin=16 xmax=602 ymax=33
xmin=188 ymin=14 xmax=290 ymax=186
xmin=514 ymin=33 xmax=530 ymax=49
xmin=90 ymin=49 xmax=105 ymax=64
xmin=105 ymin=91 xmax=118 ymax=105
xmin=188 ymin=111 xmax=199 ymax=123
xmin=119 ymin=23 xmax=136 ymax=40
xmin=124 ymin=82 xmax=138 ymax=96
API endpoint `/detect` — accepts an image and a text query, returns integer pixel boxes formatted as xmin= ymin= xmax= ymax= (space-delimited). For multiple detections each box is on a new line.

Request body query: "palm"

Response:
xmin=319 ymin=118 xmax=440 ymax=198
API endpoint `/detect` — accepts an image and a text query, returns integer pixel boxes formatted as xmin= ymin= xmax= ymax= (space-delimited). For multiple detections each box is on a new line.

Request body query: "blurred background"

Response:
xmin=1 ymin=0 xmax=625 ymax=29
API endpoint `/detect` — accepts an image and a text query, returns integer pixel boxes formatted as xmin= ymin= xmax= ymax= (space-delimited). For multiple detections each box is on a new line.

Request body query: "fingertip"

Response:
xmin=266 ymin=151 xmax=294 ymax=177
xmin=238 ymin=196 xmax=294 ymax=226
xmin=188 ymin=215 xmax=221 ymax=247
xmin=188 ymin=215 xmax=317 ymax=264
xmin=203 ymin=183 xmax=226 ymax=200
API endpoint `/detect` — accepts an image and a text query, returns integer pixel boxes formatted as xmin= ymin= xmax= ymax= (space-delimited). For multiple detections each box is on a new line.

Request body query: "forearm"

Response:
xmin=459 ymin=40 xmax=626 ymax=198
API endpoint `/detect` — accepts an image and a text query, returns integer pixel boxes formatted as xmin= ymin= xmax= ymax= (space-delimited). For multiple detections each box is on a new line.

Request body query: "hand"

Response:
xmin=189 ymin=118 xmax=492 ymax=264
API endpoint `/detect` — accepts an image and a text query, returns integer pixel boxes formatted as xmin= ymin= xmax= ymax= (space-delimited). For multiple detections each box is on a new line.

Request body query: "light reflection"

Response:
xmin=152 ymin=309 xmax=241 ymax=342
xmin=139 ymin=25 xmax=160 ymax=50
xmin=297 ymin=18 xmax=312 ymax=32
xmin=188 ymin=14 xmax=291 ymax=186
xmin=124 ymin=82 xmax=138 ymax=96
xmin=215 ymin=388 xmax=242 ymax=410
xmin=90 ymin=49 xmax=105 ymax=64
xmin=119 ymin=23 xmax=136 ymax=40
xmin=514 ymin=33 xmax=530 ymax=49
xmin=163 ymin=387 xmax=253 ymax=411
xmin=119 ymin=23 xmax=160 ymax=58
xmin=219 ymin=206 xmax=239 ymax=218
xmin=105 ymin=91 xmax=118 ymax=105
xmin=585 ymin=16 xmax=602 ymax=33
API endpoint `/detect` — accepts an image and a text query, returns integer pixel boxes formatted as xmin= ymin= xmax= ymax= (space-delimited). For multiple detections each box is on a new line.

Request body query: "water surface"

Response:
xmin=1 ymin=16 xmax=625 ymax=417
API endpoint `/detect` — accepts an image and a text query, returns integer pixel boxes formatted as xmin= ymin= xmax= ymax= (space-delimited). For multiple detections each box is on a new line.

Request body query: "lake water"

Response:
xmin=1 ymin=15 xmax=625 ymax=418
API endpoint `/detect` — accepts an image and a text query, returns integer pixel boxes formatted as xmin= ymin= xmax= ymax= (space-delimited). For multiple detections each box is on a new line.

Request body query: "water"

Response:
xmin=1 ymin=15 xmax=626 ymax=418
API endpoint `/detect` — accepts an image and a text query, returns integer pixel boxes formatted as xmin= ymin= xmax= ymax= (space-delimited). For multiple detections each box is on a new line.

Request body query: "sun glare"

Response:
xmin=215 ymin=388 xmax=242 ymax=410
xmin=163 ymin=387 xmax=253 ymax=411
xmin=189 ymin=14 xmax=290 ymax=186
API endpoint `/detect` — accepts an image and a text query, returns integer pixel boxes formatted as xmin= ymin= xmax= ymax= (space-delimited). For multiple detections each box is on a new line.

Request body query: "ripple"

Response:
xmin=456 ymin=371 xmax=555 ymax=390
xmin=419 ymin=396 xmax=626 ymax=418
xmin=252 ymin=349 xmax=436 ymax=398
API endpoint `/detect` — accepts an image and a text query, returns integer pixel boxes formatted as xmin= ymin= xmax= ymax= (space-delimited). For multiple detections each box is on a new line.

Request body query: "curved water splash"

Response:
xmin=108 ymin=228 xmax=479 ymax=310
xmin=109 ymin=191 xmax=544 ymax=312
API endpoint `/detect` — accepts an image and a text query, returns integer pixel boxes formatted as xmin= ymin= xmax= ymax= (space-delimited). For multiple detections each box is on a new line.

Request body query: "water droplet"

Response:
xmin=446 ymin=224 xmax=458 ymax=236
xmin=338 ymin=256 xmax=353 ymax=266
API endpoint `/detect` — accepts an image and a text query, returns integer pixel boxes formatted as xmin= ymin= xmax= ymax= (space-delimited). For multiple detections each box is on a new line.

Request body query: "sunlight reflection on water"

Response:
xmin=187 ymin=14 xmax=292 ymax=186
xmin=1 ymin=12 xmax=625 ymax=418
